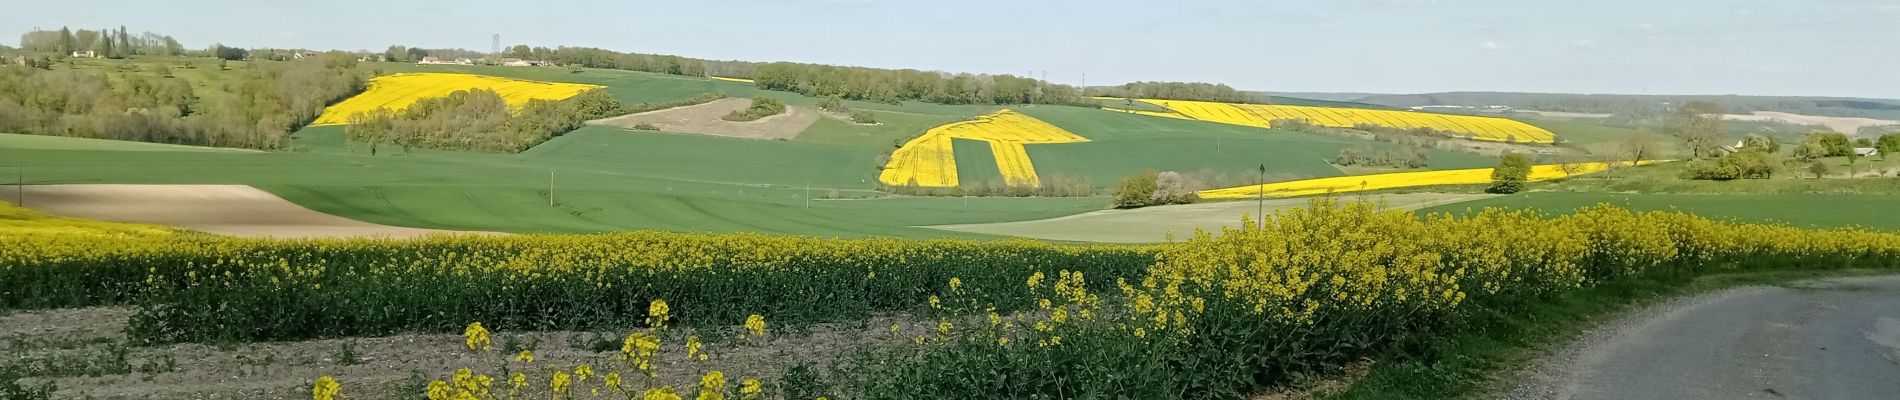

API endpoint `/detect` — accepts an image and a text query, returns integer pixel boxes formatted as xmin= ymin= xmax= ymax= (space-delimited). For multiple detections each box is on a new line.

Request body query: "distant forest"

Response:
xmin=1346 ymin=92 xmax=1900 ymax=120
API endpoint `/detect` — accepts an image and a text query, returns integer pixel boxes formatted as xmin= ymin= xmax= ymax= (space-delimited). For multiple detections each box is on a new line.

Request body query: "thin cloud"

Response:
xmin=1572 ymin=39 xmax=1599 ymax=48
xmin=1481 ymin=41 xmax=1503 ymax=50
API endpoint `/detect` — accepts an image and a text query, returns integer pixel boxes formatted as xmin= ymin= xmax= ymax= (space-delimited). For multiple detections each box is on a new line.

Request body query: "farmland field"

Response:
xmin=1420 ymin=192 xmax=1900 ymax=231
xmin=1131 ymin=98 xmax=1559 ymax=143
xmin=310 ymin=72 xmax=603 ymax=125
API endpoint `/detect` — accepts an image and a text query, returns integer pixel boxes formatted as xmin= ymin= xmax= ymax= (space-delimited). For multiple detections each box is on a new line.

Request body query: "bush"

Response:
xmin=346 ymin=88 xmax=625 ymax=153
xmin=818 ymin=95 xmax=848 ymax=113
xmin=835 ymin=202 xmax=1900 ymax=399
xmin=723 ymin=96 xmax=786 ymax=122
xmin=1487 ymin=153 xmax=1531 ymax=193
xmin=1112 ymin=170 xmax=1160 ymax=208
xmin=1151 ymin=171 xmax=1199 ymax=205
xmin=850 ymin=110 xmax=877 ymax=124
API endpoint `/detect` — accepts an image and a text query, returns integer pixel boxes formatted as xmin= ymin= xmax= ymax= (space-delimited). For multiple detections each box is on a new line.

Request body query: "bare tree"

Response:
xmin=1668 ymin=101 xmax=1726 ymax=159
xmin=1618 ymin=131 xmax=1660 ymax=166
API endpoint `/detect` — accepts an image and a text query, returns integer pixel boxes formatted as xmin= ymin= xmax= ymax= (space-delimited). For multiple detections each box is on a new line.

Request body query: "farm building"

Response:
xmin=1855 ymin=147 xmax=1880 ymax=157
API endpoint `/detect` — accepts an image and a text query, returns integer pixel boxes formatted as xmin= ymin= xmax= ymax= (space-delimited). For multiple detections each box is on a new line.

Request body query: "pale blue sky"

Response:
xmin=9 ymin=0 xmax=1899 ymax=98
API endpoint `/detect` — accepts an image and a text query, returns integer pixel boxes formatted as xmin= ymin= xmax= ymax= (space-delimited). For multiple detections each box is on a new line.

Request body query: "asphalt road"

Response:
xmin=1505 ymin=275 xmax=1900 ymax=400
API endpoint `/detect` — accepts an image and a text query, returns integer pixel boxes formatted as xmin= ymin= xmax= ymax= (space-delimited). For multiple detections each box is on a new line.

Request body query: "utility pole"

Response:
xmin=1256 ymin=163 xmax=1266 ymax=228
xmin=549 ymin=169 xmax=555 ymax=206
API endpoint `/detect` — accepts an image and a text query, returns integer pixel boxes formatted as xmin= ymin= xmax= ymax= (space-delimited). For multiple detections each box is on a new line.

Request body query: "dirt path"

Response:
xmin=927 ymin=193 xmax=1495 ymax=243
xmin=15 ymin=184 xmax=491 ymax=239
xmin=589 ymin=97 xmax=821 ymax=140
xmin=1498 ymin=275 xmax=1900 ymax=400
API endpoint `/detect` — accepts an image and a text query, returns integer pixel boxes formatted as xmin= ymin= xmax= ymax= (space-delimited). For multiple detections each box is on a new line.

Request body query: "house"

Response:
xmin=291 ymin=51 xmax=317 ymax=60
xmin=70 ymin=50 xmax=96 ymax=58
xmin=454 ymin=58 xmax=474 ymax=65
xmin=418 ymin=56 xmax=451 ymax=65
xmin=1855 ymin=147 xmax=1881 ymax=157
xmin=500 ymin=58 xmax=546 ymax=67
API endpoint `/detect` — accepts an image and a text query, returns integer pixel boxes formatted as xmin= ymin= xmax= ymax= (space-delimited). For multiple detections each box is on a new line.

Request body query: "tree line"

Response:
xmin=0 ymin=53 xmax=365 ymax=150
xmin=1084 ymin=81 xmax=1258 ymax=103
xmin=18 ymin=26 xmax=185 ymax=58
xmin=345 ymin=89 xmax=625 ymax=153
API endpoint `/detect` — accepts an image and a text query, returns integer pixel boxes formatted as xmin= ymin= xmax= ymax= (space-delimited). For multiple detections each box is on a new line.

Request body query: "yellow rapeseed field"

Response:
xmin=1197 ymin=162 xmax=1631 ymax=199
xmin=710 ymin=76 xmax=756 ymax=84
xmin=879 ymin=109 xmax=1089 ymax=188
xmin=311 ymin=73 xmax=604 ymax=125
xmin=1132 ymin=99 xmax=1557 ymax=144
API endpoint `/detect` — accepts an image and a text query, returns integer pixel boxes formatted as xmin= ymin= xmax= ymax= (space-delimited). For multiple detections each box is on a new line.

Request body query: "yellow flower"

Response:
xmin=697 ymin=370 xmax=727 ymax=400
xmin=1027 ymin=271 xmax=1045 ymax=289
xmin=997 ymin=337 xmax=1010 ymax=346
xmin=575 ymin=364 xmax=595 ymax=384
xmin=928 ymin=295 xmax=941 ymax=309
xmin=948 ymin=277 xmax=963 ymax=292
xmin=551 ymin=371 xmax=572 ymax=393
xmin=311 ymin=376 xmax=340 ymax=400
xmin=648 ymin=299 xmax=671 ymax=329
xmin=744 ymin=314 xmax=767 ymax=339
xmin=509 ymin=372 xmax=527 ymax=390
xmin=426 ymin=380 xmax=450 ymax=400
xmin=643 ymin=386 xmax=682 ymax=400
xmin=463 ymin=322 xmax=491 ymax=352
xmin=889 ymin=323 xmax=901 ymax=336
xmin=514 ymin=350 xmax=534 ymax=363
xmin=740 ymin=379 xmax=763 ymax=397
xmin=1038 ymin=298 xmax=1052 ymax=309
xmin=605 ymin=372 xmax=623 ymax=391
xmin=687 ymin=335 xmax=704 ymax=361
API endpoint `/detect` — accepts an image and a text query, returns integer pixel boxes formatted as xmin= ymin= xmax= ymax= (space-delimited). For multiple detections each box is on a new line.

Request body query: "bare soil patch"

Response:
xmin=1721 ymin=111 xmax=1899 ymax=135
xmin=16 ymin=185 xmax=492 ymax=239
xmin=590 ymin=98 xmax=821 ymax=140
xmin=1 ymin=307 xmax=923 ymax=399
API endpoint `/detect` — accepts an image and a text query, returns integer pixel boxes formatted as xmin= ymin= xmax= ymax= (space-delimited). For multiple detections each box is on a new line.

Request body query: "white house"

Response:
xmin=500 ymin=58 xmax=546 ymax=67
xmin=1854 ymin=147 xmax=1880 ymax=157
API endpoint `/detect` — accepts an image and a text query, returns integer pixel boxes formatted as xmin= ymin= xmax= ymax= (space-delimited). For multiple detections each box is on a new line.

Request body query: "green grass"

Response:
xmin=1 ymin=128 xmax=1102 ymax=238
xmin=1519 ymin=117 xmax=1682 ymax=157
xmin=1422 ymin=192 xmax=1900 ymax=231
xmin=1324 ymin=268 xmax=1898 ymax=400
xmin=1018 ymin=106 xmax=1497 ymax=188
xmin=951 ymin=138 xmax=1005 ymax=186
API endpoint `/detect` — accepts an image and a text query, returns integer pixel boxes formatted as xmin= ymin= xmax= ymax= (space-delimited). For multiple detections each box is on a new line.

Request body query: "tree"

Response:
xmin=1151 ymin=171 xmax=1199 ymax=205
xmin=1618 ymin=132 xmax=1659 ymax=166
xmin=58 ymin=27 xmax=75 ymax=54
xmin=1740 ymin=134 xmax=1779 ymax=153
xmin=213 ymin=44 xmax=247 ymax=61
xmin=1877 ymin=133 xmax=1900 ymax=161
xmin=1112 ymin=170 xmax=1160 ymax=208
xmin=1488 ymin=153 xmax=1531 ymax=194
xmin=1793 ymin=131 xmax=1852 ymax=159
xmin=1667 ymin=101 xmax=1726 ymax=159
xmin=1807 ymin=160 xmax=1830 ymax=179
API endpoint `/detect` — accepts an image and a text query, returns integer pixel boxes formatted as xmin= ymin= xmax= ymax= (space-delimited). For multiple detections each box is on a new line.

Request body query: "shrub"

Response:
xmin=1487 ymin=153 xmax=1531 ymax=193
xmin=722 ymin=97 xmax=786 ymax=122
xmin=835 ymin=201 xmax=1900 ymax=399
xmin=1111 ymin=170 xmax=1160 ymax=208
xmin=818 ymin=95 xmax=848 ymax=113
xmin=1150 ymin=171 xmax=1199 ymax=205
xmin=850 ymin=110 xmax=877 ymax=124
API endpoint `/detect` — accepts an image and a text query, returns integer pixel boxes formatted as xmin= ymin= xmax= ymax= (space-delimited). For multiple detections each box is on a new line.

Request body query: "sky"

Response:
xmin=7 ymin=0 xmax=1899 ymax=99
